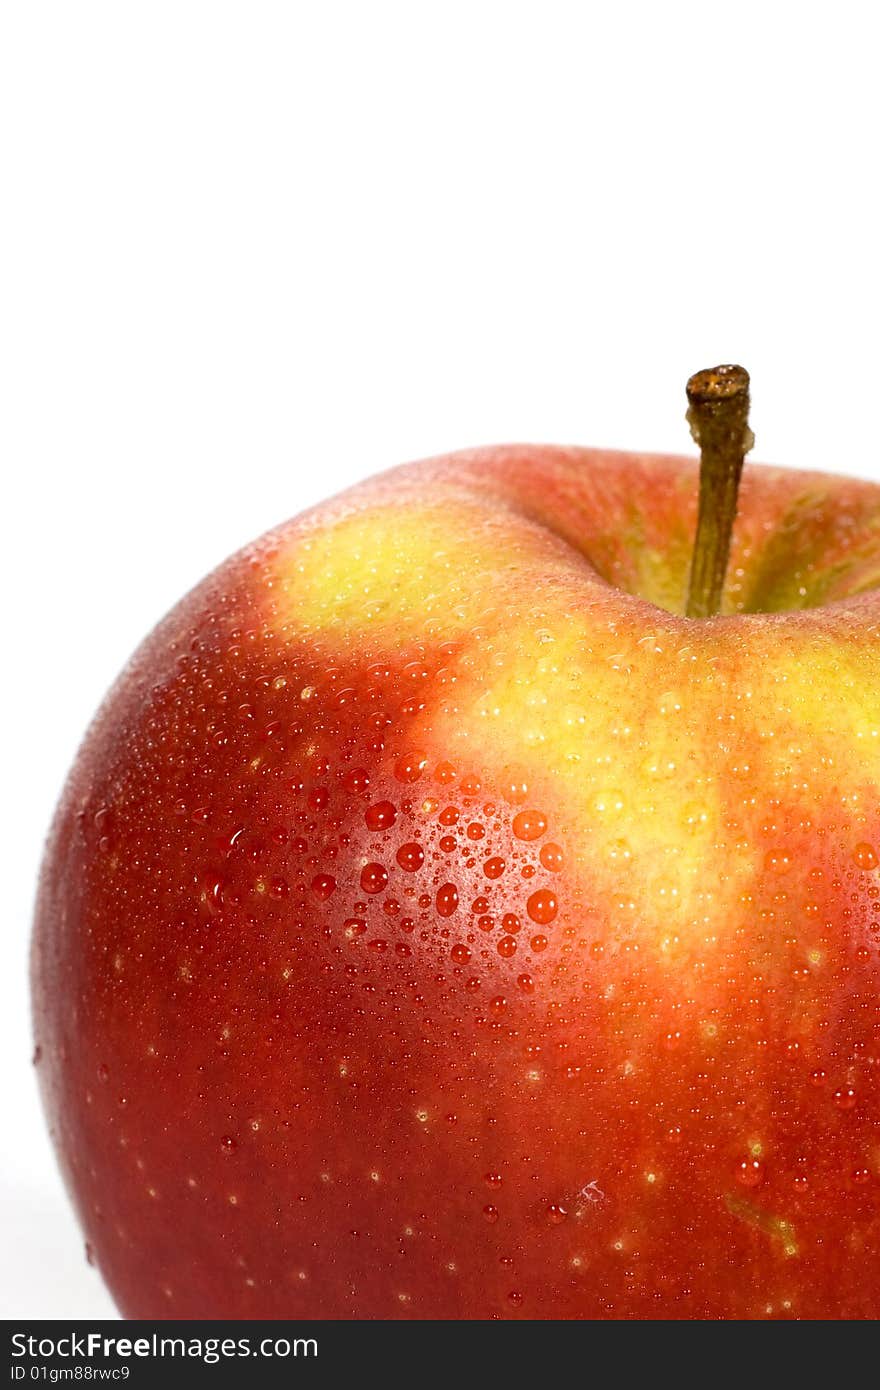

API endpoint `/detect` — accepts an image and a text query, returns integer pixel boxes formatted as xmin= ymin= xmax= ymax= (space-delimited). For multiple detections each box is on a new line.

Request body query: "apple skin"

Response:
xmin=32 ymin=446 xmax=880 ymax=1320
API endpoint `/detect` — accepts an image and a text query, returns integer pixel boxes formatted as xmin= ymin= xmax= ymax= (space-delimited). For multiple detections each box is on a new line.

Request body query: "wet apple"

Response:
xmin=33 ymin=369 xmax=880 ymax=1318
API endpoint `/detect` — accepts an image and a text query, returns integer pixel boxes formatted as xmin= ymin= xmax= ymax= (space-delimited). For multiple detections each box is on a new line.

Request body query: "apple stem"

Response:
xmin=684 ymin=364 xmax=754 ymax=619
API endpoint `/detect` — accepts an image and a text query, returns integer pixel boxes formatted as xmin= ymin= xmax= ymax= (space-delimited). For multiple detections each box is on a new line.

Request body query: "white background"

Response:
xmin=2 ymin=1 xmax=879 ymax=1319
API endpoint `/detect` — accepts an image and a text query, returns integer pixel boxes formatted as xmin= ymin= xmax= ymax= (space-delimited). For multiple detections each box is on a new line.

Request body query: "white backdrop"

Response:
xmin=2 ymin=1 xmax=879 ymax=1319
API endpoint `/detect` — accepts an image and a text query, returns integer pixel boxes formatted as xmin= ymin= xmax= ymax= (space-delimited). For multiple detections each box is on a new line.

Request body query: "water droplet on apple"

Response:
xmin=310 ymin=873 xmax=336 ymax=900
xmin=539 ymin=843 xmax=564 ymax=872
xmin=342 ymin=768 xmax=370 ymax=795
xmin=764 ymin=849 xmax=793 ymax=873
xmin=202 ymin=875 xmax=225 ymax=915
xmin=501 ymin=770 xmax=529 ymax=804
xmin=396 ymin=842 xmax=424 ymax=872
xmin=853 ymin=843 xmax=878 ymax=871
xmin=360 ymin=863 xmax=388 ymax=895
xmin=365 ymin=801 xmax=396 ymax=831
xmin=395 ymin=753 xmax=427 ymax=783
xmin=735 ymin=1158 xmax=764 ymax=1188
xmin=527 ymin=889 xmax=558 ymax=925
xmin=513 ymin=810 xmax=548 ymax=841
xmin=436 ymin=883 xmax=459 ymax=917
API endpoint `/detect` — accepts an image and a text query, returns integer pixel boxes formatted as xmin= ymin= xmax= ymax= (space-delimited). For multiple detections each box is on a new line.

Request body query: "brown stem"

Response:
xmin=684 ymin=364 xmax=754 ymax=619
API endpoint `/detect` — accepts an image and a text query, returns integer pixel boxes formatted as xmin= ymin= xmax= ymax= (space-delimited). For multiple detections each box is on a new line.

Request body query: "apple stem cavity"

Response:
xmin=684 ymin=364 xmax=754 ymax=619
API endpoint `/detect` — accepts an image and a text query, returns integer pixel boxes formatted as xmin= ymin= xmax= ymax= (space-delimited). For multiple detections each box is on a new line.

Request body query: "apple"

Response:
xmin=32 ymin=369 xmax=880 ymax=1319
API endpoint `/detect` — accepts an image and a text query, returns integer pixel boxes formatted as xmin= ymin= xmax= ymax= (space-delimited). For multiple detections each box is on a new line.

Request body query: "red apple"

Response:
xmin=32 ymin=378 xmax=880 ymax=1318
